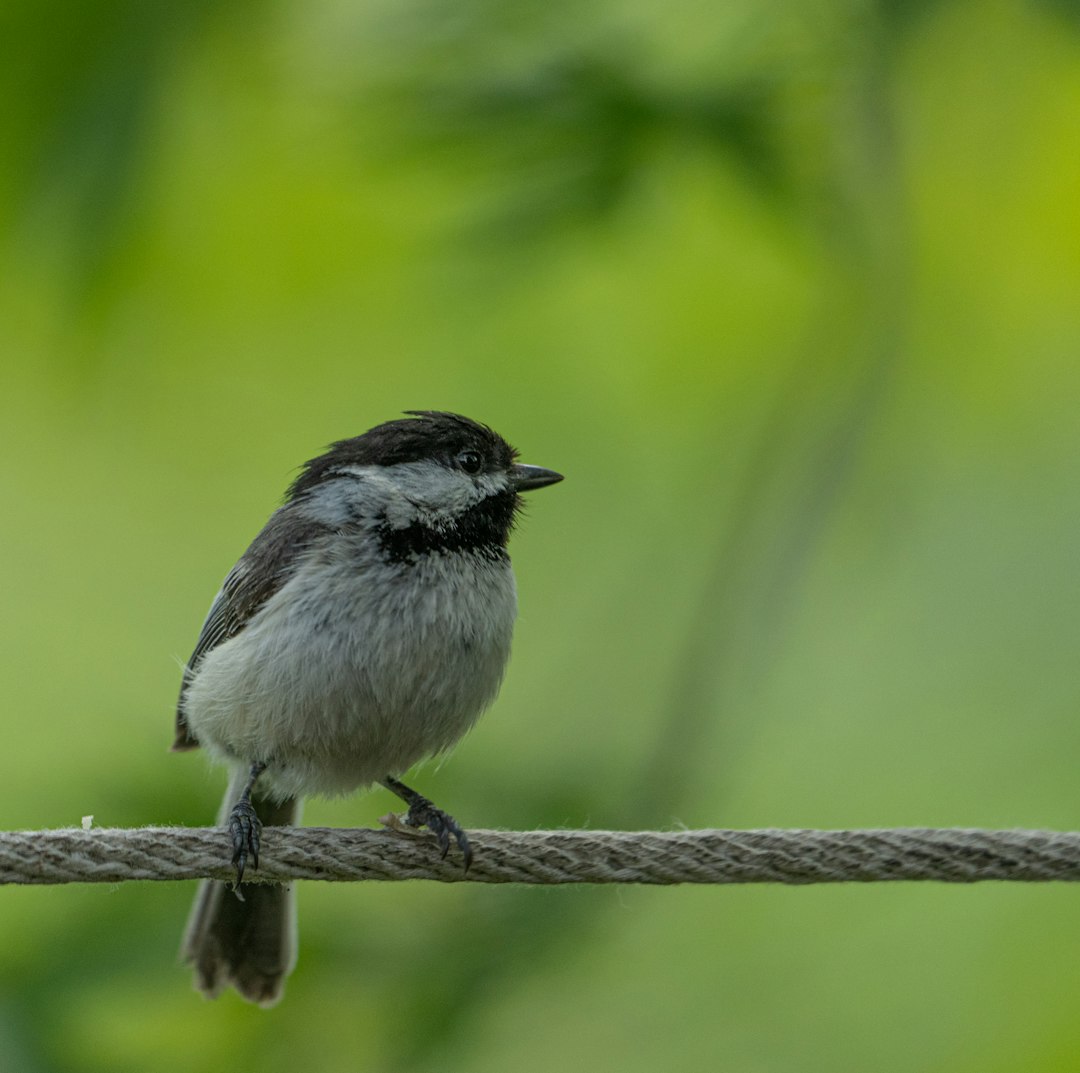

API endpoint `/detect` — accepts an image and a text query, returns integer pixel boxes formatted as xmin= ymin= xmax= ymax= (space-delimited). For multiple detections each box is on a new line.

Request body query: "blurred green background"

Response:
xmin=3 ymin=0 xmax=1080 ymax=1069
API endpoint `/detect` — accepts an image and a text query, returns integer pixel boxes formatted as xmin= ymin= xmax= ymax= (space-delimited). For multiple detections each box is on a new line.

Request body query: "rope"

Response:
xmin=2 ymin=825 xmax=1080 ymax=886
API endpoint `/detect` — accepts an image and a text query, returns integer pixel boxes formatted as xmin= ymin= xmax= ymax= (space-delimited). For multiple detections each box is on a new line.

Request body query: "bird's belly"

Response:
xmin=182 ymin=554 xmax=517 ymax=798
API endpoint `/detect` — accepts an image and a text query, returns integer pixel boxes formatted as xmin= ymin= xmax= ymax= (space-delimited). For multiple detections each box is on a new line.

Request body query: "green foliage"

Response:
xmin=2 ymin=0 xmax=1080 ymax=1069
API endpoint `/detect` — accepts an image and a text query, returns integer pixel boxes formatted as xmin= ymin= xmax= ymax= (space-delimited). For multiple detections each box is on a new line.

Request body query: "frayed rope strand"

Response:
xmin=2 ymin=826 xmax=1080 ymax=886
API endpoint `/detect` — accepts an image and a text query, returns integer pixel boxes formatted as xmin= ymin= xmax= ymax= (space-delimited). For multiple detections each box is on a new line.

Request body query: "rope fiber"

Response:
xmin=2 ymin=825 xmax=1080 ymax=886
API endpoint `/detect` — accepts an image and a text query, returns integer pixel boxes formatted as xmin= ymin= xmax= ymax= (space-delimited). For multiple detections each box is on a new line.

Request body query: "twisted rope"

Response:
xmin=2 ymin=825 xmax=1080 ymax=886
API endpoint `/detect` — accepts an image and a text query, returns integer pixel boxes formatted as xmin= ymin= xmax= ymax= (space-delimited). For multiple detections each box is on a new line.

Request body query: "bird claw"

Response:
xmin=229 ymin=798 xmax=262 ymax=886
xmin=403 ymin=796 xmax=473 ymax=872
xmin=381 ymin=776 xmax=473 ymax=871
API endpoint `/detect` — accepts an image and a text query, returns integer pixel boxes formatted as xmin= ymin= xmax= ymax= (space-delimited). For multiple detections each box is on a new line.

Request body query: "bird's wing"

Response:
xmin=172 ymin=509 xmax=332 ymax=751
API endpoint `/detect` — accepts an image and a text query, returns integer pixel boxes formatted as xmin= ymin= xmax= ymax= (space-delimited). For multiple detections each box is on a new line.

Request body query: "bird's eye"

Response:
xmin=456 ymin=450 xmax=483 ymax=474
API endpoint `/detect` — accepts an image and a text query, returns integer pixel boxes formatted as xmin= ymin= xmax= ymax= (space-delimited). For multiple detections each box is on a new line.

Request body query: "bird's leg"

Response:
xmin=382 ymin=775 xmax=473 ymax=871
xmin=229 ymin=760 xmax=267 ymax=887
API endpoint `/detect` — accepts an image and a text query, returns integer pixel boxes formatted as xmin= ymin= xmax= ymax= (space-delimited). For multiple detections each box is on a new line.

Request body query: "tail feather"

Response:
xmin=181 ymin=774 xmax=301 ymax=1007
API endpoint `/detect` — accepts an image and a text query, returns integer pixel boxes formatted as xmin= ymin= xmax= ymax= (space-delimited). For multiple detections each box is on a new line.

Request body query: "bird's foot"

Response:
xmin=382 ymin=776 xmax=472 ymax=870
xmin=404 ymin=795 xmax=473 ymax=871
xmin=228 ymin=798 xmax=262 ymax=886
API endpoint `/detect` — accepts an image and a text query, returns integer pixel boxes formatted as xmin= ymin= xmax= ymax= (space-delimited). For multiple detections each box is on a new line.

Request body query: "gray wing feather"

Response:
xmin=172 ymin=509 xmax=332 ymax=750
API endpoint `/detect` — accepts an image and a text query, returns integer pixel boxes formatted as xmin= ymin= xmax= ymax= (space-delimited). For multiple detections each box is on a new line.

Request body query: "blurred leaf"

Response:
xmin=0 ymin=0 xmax=260 ymax=330
xmin=378 ymin=51 xmax=787 ymax=239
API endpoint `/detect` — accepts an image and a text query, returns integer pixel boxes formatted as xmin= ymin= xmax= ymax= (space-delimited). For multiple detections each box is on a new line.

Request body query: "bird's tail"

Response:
xmin=181 ymin=769 xmax=302 ymax=1007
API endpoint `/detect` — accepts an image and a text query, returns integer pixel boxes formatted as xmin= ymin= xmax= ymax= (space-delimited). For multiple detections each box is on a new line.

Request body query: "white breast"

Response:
xmin=182 ymin=543 xmax=518 ymax=799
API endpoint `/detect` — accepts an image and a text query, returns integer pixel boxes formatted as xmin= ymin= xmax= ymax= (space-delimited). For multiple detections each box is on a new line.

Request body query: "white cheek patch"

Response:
xmin=381 ymin=462 xmax=506 ymax=529
xmin=300 ymin=461 xmax=510 ymax=531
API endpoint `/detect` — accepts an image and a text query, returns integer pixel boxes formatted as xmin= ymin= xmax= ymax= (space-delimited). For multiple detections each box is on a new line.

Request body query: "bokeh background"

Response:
xmin=3 ymin=0 xmax=1080 ymax=1070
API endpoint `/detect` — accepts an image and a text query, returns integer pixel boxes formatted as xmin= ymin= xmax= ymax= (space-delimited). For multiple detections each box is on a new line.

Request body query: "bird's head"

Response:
xmin=288 ymin=411 xmax=562 ymax=556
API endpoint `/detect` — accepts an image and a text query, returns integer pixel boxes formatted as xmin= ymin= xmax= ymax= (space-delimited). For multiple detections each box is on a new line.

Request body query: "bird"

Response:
xmin=173 ymin=411 xmax=562 ymax=1006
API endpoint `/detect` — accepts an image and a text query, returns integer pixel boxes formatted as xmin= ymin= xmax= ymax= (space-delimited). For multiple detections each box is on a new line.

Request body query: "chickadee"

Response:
xmin=173 ymin=411 xmax=562 ymax=1006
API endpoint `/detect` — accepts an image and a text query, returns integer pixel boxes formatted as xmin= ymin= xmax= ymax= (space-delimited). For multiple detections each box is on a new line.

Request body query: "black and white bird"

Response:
xmin=173 ymin=411 xmax=562 ymax=1006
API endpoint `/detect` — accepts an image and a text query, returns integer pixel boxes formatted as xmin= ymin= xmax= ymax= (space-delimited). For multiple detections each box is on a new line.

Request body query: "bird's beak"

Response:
xmin=510 ymin=463 xmax=564 ymax=491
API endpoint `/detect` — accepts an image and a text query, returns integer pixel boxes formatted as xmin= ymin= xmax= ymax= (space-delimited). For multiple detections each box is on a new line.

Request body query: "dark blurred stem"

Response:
xmin=633 ymin=9 xmax=909 ymax=824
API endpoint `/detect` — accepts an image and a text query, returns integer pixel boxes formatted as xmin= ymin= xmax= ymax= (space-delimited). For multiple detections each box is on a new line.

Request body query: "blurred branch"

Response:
xmin=4 ymin=826 xmax=1080 ymax=886
xmin=640 ymin=3 xmax=910 ymax=822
